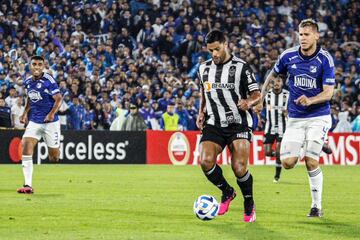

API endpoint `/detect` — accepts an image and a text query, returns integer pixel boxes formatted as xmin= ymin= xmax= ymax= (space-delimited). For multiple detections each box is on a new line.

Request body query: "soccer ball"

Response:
xmin=193 ymin=195 xmax=219 ymax=220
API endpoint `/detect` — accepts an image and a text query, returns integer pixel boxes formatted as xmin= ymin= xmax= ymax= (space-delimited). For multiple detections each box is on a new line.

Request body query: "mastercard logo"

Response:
xmin=9 ymin=137 xmax=22 ymax=163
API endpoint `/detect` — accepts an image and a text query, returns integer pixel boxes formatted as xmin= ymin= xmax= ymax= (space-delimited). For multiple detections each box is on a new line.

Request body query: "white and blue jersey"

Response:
xmin=273 ymin=46 xmax=335 ymax=118
xmin=24 ymin=73 xmax=60 ymax=123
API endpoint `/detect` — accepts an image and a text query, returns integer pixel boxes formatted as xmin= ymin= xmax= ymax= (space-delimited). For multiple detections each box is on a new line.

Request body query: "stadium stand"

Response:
xmin=0 ymin=0 xmax=359 ymax=131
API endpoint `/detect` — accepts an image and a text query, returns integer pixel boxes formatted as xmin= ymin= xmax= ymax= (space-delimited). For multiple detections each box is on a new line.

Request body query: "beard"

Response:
xmin=301 ymin=42 xmax=315 ymax=52
xmin=213 ymin=53 xmax=226 ymax=64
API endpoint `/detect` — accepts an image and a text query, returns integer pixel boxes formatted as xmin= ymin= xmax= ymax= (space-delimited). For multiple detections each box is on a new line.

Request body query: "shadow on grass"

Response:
xmin=274 ymin=181 xmax=305 ymax=186
xmin=0 ymin=188 xmax=18 ymax=193
xmin=296 ymin=219 xmax=360 ymax=239
xmin=202 ymin=219 xmax=287 ymax=240
xmin=31 ymin=194 xmax=64 ymax=198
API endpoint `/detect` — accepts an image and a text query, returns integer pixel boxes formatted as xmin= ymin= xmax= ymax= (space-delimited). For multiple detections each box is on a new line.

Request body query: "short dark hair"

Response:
xmin=299 ymin=19 xmax=319 ymax=32
xmin=205 ymin=29 xmax=226 ymax=44
xmin=31 ymin=55 xmax=45 ymax=62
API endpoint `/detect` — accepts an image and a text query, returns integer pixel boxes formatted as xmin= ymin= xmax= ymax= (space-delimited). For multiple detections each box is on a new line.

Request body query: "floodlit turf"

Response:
xmin=0 ymin=165 xmax=359 ymax=240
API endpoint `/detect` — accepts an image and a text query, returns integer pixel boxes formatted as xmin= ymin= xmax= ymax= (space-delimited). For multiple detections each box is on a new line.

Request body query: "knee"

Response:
xmin=200 ymin=154 xmax=216 ymax=171
xmin=305 ymin=158 xmax=319 ymax=170
xmin=21 ymin=141 xmax=33 ymax=155
xmin=264 ymin=149 xmax=273 ymax=157
xmin=282 ymin=158 xmax=297 ymax=169
xmin=48 ymin=153 xmax=59 ymax=163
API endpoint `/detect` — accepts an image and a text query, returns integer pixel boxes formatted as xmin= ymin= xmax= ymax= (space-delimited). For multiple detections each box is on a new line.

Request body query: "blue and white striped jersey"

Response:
xmin=273 ymin=45 xmax=335 ymax=118
xmin=24 ymin=73 xmax=60 ymax=123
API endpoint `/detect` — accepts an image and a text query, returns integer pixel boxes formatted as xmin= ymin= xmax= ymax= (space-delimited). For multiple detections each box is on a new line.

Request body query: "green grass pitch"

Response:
xmin=0 ymin=165 xmax=359 ymax=240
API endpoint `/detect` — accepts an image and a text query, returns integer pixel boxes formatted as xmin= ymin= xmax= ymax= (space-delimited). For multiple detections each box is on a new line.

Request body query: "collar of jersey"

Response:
xmin=298 ymin=45 xmax=321 ymax=61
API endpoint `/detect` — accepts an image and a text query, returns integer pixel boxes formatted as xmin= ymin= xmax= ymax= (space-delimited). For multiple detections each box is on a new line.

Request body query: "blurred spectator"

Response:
xmin=58 ymin=98 xmax=69 ymax=130
xmin=139 ymin=98 xmax=159 ymax=129
xmin=333 ymin=111 xmax=352 ymax=132
xmin=158 ymin=90 xmax=172 ymax=112
xmin=160 ymin=102 xmax=179 ymax=130
xmin=5 ymin=87 xmax=18 ymax=108
xmin=0 ymin=98 xmax=11 ymax=128
xmin=82 ymin=103 xmax=95 ymax=130
xmin=68 ymin=97 xmax=84 ymax=130
xmin=175 ymin=99 xmax=190 ymax=130
xmin=352 ymin=105 xmax=360 ymax=132
xmin=121 ymin=103 xmax=147 ymax=131
xmin=11 ymin=96 xmax=24 ymax=129
xmin=110 ymin=103 xmax=128 ymax=131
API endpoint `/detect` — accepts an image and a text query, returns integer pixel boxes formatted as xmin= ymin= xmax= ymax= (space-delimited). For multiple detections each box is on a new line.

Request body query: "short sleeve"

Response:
xmin=46 ymin=75 xmax=60 ymax=95
xmin=322 ymin=54 xmax=335 ymax=86
xmin=241 ymin=64 xmax=259 ymax=93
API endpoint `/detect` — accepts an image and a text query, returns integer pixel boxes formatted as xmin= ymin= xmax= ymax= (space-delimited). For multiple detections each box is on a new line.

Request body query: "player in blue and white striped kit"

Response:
xmin=17 ymin=56 xmax=63 ymax=194
xmin=258 ymin=19 xmax=335 ymax=217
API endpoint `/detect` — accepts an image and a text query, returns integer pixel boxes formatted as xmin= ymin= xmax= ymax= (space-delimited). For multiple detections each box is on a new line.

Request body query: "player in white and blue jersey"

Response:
xmin=258 ymin=19 xmax=335 ymax=217
xmin=17 ymin=56 xmax=63 ymax=194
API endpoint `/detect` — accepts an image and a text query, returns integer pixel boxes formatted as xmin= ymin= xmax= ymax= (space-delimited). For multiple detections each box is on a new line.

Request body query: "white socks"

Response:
xmin=22 ymin=155 xmax=33 ymax=187
xmin=308 ymin=167 xmax=323 ymax=209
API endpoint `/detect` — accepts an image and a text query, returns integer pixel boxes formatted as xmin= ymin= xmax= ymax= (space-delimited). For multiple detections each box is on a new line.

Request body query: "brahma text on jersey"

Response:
xmin=204 ymin=82 xmax=235 ymax=91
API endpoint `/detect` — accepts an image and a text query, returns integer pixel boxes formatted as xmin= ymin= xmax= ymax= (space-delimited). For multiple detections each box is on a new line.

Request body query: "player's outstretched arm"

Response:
xmin=196 ymin=86 xmax=206 ymax=130
xmin=254 ymin=70 xmax=277 ymax=113
xmin=238 ymin=90 xmax=261 ymax=111
xmin=261 ymin=70 xmax=277 ymax=102
xmin=295 ymin=85 xmax=334 ymax=106
xmin=44 ymin=93 xmax=63 ymax=123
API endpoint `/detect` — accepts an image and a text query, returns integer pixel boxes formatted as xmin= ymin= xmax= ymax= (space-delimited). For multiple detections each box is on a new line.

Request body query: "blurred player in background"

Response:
xmin=197 ymin=30 xmax=260 ymax=222
xmin=17 ymin=56 xmax=62 ymax=194
xmin=258 ymin=19 xmax=335 ymax=217
xmin=262 ymin=77 xmax=289 ymax=182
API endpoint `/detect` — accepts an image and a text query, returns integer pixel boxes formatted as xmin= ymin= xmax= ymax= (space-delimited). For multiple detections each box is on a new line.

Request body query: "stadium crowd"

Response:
xmin=0 ymin=0 xmax=359 ymax=131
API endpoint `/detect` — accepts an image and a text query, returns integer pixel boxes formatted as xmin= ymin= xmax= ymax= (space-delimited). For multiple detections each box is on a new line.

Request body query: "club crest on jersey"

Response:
xmin=229 ymin=66 xmax=236 ymax=77
xmin=28 ymin=90 xmax=43 ymax=102
xmin=310 ymin=66 xmax=317 ymax=73
xmin=36 ymin=82 xmax=42 ymax=88
xmin=294 ymin=74 xmax=317 ymax=90
xmin=203 ymin=82 xmax=235 ymax=92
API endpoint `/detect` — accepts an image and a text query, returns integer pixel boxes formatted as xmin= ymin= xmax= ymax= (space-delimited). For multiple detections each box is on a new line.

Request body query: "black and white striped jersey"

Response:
xmin=198 ymin=55 xmax=260 ymax=128
xmin=264 ymin=89 xmax=289 ymax=135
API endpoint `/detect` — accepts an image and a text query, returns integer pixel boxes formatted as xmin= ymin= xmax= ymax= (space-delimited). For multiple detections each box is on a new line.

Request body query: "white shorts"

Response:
xmin=281 ymin=115 xmax=331 ymax=159
xmin=23 ymin=121 xmax=61 ymax=148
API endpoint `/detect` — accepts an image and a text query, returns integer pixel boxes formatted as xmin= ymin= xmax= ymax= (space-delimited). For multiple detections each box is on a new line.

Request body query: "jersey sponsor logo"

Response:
xmin=221 ymin=114 xmax=241 ymax=125
xmin=310 ymin=66 xmax=317 ymax=73
xmin=294 ymin=74 xmax=317 ymax=90
xmin=203 ymin=82 xmax=235 ymax=92
xmin=236 ymin=132 xmax=249 ymax=139
xmin=267 ymin=105 xmax=285 ymax=110
xmin=325 ymin=78 xmax=335 ymax=84
xmin=28 ymin=90 xmax=43 ymax=102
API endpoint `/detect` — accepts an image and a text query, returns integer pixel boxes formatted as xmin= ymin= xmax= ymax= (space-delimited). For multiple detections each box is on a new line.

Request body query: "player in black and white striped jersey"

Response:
xmin=263 ymin=77 xmax=289 ymax=182
xmin=196 ymin=30 xmax=261 ymax=222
